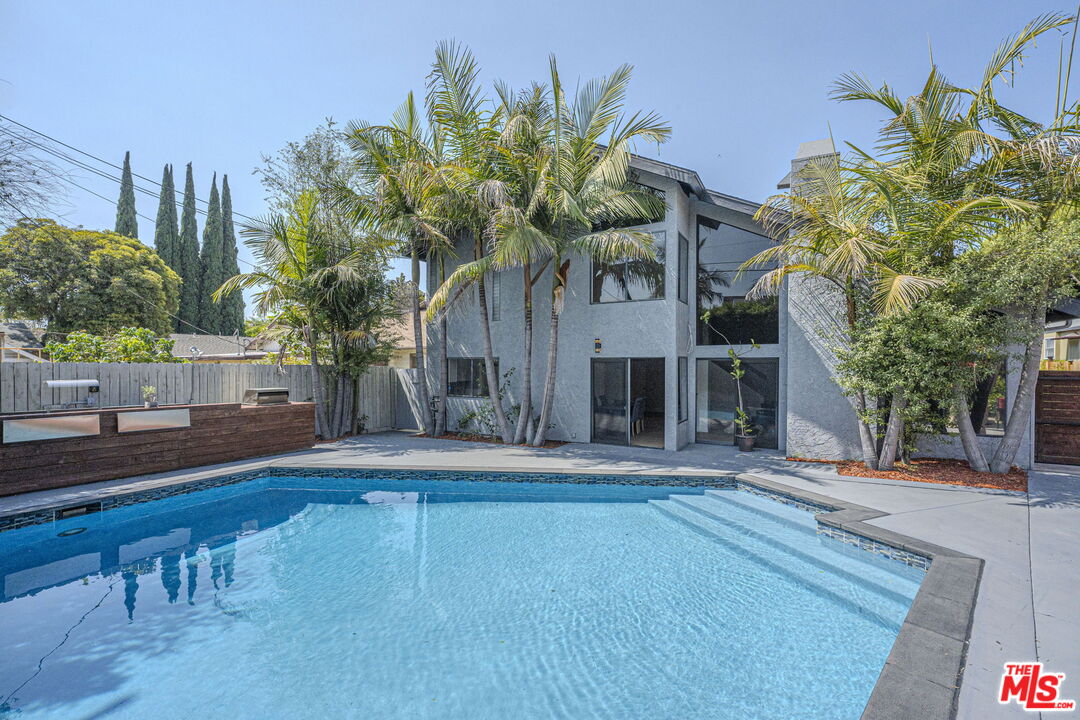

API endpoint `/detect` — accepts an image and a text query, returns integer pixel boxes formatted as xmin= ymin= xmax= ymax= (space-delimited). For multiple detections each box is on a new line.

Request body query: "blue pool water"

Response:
xmin=0 ymin=473 xmax=923 ymax=719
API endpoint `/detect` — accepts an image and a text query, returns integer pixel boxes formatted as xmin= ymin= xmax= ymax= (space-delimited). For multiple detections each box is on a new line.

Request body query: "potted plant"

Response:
xmin=727 ymin=342 xmax=759 ymax=451
xmin=141 ymin=385 xmax=158 ymax=408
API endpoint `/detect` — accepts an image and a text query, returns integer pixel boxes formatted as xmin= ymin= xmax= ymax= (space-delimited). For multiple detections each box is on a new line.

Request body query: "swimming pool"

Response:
xmin=0 ymin=471 xmax=923 ymax=719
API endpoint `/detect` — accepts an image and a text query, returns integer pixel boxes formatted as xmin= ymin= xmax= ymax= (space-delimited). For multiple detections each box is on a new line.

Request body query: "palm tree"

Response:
xmin=829 ymin=11 xmax=1078 ymax=472
xmin=525 ymin=58 xmax=670 ymax=446
xmin=341 ymin=94 xmax=452 ymax=437
xmin=214 ymin=192 xmax=397 ymax=439
xmin=424 ymin=41 xmax=517 ymax=442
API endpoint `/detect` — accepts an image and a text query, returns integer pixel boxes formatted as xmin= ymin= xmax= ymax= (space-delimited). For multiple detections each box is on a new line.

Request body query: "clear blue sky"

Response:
xmin=0 ymin=0 xmax=1071 ymax=297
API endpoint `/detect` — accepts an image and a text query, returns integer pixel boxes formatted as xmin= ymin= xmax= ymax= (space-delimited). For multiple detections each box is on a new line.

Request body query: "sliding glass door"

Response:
xmin=591 ymin=359 xmax=628 ymax=445
xmin=591 ymin=358 xmax=666 ymax=447
xmin=695 ymin=357 xmax=779 ymax=448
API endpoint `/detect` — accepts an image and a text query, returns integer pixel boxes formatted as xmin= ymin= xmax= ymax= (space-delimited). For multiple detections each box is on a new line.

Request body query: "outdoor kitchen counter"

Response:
xmin=0 ymin=402 xmax=315 ymax=496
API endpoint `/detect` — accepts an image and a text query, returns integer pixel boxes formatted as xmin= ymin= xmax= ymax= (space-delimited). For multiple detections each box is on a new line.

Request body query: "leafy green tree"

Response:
xmin=177 ymin=163 xmax=201 ymax=331
xmin=219 ymin=174 xmax=246 ymax=334
xmin=215 ymin=192 xmax=400 ymax=439
xmin=45 ymin=327 xmax=182 ymax=363
xmin=198 ymin=174 xmax=225 ymax=333
xmin=343 ymin=94 xmax=451 ymax=437
xmin=524 ymin=59 xmax=670 ymax=446
xmin=0 ymin=219 xmax=180 ymax=334
xmin=115 ymin=151 xmax=138 ymax=238
xmin=153 ymin=164 xmax=179 ymax=270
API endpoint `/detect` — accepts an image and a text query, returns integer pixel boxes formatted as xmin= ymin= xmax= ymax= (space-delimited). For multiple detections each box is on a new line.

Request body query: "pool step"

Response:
xmin=665 ymin=492 xmax=921 ymax=601
xmin=682 ymin=491 xmax=818 ymax=538
xmin=649 ymin=497 xmax=918 ymax=619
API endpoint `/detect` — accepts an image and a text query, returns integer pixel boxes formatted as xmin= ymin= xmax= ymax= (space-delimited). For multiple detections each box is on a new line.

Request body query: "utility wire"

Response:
xmin=0 ymin=112 xmax=259 ymax=223
xmin=0 ymin=126 xmax=235 ymax=226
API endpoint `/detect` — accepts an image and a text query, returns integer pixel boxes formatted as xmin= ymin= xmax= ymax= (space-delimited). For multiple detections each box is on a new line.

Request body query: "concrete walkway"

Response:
xmin=2 ymin=431 xmax=1077 ymax=719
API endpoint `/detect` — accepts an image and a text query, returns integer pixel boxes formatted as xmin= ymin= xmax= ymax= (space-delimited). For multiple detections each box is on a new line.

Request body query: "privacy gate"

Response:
xmin=1035 ymin=371 xmax=1080 ymax=465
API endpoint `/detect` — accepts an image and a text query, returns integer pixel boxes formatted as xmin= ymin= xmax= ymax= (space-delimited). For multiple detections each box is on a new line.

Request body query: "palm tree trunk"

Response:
xmin=531 ymin=260 xmax=567 ymax=447
xmin=303 ymin=325 xmax=330 ymax=440
xmin=954 ymin=384 xmax=989 ymax=472
xmin=989 ymin=304 xmax=1044 ymax=474
xmin=410 ymin=250 xmax=433 ymax=435
xmin=434 ymin=256 xmax=448 ymax=437
xmin=877 ymin=392 xmax=906 ymax=470
xmin=844 ymin=287 xmax=879 ymax=470
xmin=513 ymin=263 xmax=533 ymax=445
xmin=477 ymin=256 xmax=512 ymax=442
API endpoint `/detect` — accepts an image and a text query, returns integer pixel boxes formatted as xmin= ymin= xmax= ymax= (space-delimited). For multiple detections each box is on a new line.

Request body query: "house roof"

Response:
xmin=0 ymin=322 xmax=45 ymax=349
xmin=381 ymin=316 xmax=425 ymax=351
xmin=168 ymin=334 xmax=276 ymax=359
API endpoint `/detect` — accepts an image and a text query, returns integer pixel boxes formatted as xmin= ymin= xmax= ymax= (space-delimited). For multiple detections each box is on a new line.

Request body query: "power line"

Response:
xmin=0 ymin=126 xmax=228 ymax=225
xmin=0 ymin=113 xmax=259 ymax=223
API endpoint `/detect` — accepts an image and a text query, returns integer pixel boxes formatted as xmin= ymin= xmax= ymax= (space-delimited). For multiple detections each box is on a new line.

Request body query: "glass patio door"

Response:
xmin=591 ymin=359 xmax=628 ymax=445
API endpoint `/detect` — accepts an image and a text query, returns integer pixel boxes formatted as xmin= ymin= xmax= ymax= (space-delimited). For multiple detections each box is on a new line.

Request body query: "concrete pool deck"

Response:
xmin=2 ymin=430 xmax=1077 ymax=719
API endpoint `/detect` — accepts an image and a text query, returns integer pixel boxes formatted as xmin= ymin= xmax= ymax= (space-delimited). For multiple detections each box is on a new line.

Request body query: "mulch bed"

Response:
xmin=788 ymin=457 xmax=1027 ymax=492
xmin=417 ymin=432 xmax=567 ymax=449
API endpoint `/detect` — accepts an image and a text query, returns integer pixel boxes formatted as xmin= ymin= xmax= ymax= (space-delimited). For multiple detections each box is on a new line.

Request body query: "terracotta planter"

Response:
xmin=736 ymin=435 xmax=755 ymax=452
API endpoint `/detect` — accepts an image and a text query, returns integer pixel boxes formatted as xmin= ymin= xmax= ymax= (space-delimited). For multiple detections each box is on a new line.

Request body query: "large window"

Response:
xmin=592 ymin=230 xmax=666 ymax=303
xmin=696 ymin=357 xmax=779 ymax=448
xmin=447 ymin=358 xmax=497 ymax=397
xmin=696 ymin=218 xmax=778 ymax=345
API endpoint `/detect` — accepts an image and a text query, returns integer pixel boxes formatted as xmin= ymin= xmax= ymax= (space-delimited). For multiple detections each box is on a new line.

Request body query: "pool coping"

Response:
xmin=0 ymin=463 xmax=982 ymax=720
xmin=735 ymin=473 xmax=982 ymax=720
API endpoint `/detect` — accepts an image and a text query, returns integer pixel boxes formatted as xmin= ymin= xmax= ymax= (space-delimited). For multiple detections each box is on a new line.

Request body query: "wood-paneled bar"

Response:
xmin=0 ymin=402 xmax=315 ymax=496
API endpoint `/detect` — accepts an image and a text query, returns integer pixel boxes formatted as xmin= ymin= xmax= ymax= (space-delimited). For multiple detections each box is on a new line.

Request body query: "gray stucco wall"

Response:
xmin=419 ymin=157 xmax=1036 ymax=467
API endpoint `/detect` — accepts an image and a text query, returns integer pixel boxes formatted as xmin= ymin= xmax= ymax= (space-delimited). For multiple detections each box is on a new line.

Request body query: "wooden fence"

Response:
xmin=0 ymin=362 xmax=397 ymax=432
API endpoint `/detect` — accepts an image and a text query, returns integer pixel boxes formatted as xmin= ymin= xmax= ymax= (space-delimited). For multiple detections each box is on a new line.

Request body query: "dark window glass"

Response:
xmin=491 ymin=272 xmax=501 ymax=322
xmin=698 ymin=296 xmax=779 ymax=345
xmin=677 ymin=233 xmax=688 ymax=304
xmin=592 ymin=359 xmax=628 ymax=444
xmin=695 ymin=357 xmax=779 ymax=448
xmin=447 ymin=358 xmax=497 ymax=397
xmin=696 ymin=218 xmax=778 ymax=345
xmin=678 ymin=357 xmax=688 ymax=422
xmin=592 ymin=230 xmax=666 ymax=303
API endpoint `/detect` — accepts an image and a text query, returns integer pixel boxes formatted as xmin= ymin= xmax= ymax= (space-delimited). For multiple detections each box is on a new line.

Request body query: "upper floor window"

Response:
xmin=447 ymin=358 xmax=498 ymax=397
xmin=696 ymin=217 xmax=777 ymax=345
xmin=490 ymin=272 xmax=501 ymax=322
xmin=1045 ymin=337 xmax=1056 ymax=360
xmin=591 ymin=230 xmax=666 ymax=303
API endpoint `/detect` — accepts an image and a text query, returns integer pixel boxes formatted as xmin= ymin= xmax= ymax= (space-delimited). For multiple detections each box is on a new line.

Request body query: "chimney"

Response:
xmin=777 ymin=138 xmax=838 ymax=189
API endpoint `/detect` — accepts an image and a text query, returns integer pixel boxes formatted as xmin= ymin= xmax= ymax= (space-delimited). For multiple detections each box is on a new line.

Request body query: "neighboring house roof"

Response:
xmin=382 ymin=316 xmax=424 ymax=351
xmin=0 ymin=322 xmax=45 ymax=349
xmin=168 ymin=333 xmax=280 ymax=360
xmin=1047 ymin=298 xmax=1080 ymax=325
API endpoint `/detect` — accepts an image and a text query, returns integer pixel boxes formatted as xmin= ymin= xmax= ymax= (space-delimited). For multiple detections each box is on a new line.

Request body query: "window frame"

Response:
xmin=446 ymin=357 xmax=498 ymax=398
xmin=590 ymin=229 xmax=667 ymax=305
xmin=677 ymin=233 xmax=688 ymax=304
xmin=490 ymin=272 xmax=501 ymax=322
xmin=677 ymin=356 xmax=688 ymax=423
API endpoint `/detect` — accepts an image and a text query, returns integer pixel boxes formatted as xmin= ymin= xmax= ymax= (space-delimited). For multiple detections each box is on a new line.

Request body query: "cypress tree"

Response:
xmin=220 ymin=174 xmax=246 ymax=334
xmin=198 ymin=174 xmax=225 ymax=333
xmin=115 ymin=151 xmax=138 ymax=238
xmin=177 ymin=163 xmax=201 ymax=332
xmin=152 ymin=164 xmax=178 ymax=270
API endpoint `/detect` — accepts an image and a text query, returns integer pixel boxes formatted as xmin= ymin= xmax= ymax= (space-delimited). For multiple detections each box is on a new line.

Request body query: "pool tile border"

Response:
xmin=0 ymin=464 xmax=982 ymax=720
xmin=734 ymin=473 xmax=982 ymax=720
xmin=0 ymin=466 xmax=734 ymax=532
